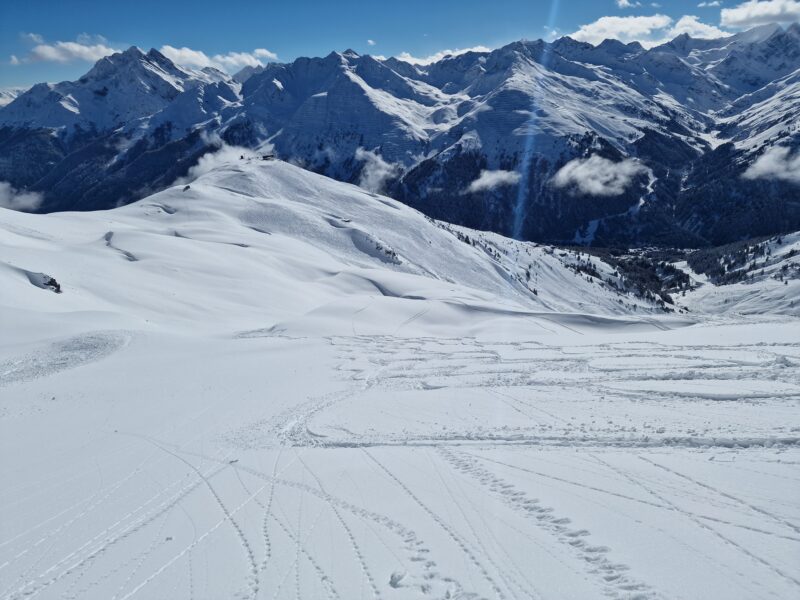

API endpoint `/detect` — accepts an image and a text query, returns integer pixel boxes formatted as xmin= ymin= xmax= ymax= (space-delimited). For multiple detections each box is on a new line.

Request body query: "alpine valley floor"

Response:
xmin=1 ymin=160 xmax=798 ymax=600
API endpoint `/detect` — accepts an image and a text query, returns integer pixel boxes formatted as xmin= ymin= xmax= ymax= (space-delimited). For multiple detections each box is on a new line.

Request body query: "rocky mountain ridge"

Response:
xmin=1 ymin=23 xmax=798 ymax=247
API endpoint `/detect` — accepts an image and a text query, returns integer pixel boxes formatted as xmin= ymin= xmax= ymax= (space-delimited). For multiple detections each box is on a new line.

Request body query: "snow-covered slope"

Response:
xmin=676 ymin=232 xmax=800 ymax=315
xmin=0 ymin=157 xmax=686 ymax=346
xmin=719 ymin=67 xmax=800 ymax=151
xmin=0 ymin=88 xmax=25 ymax=108
xmin=1 ymin=155 xmax=790 ymax=339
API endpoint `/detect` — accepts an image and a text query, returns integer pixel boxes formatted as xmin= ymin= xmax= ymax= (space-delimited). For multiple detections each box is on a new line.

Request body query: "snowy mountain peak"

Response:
xmin=595 ymin=38 xmax=643 ymax=56
xmin=233 ymin=64 xmax=266 ymax=83
xmin=740 ymin=22 xmax=785 ymax=42
xmin=120 ymin=45 xmax=145 ymax=59
xmin=0 ymin=45 xmax=232 ymax=132
xmin=82 ymin=46 xmax=186 ymax=90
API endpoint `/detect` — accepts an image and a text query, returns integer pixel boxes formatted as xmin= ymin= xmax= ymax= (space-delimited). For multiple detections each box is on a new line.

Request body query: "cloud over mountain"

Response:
xmin=0 ymin=181 xmax=43 ymax=211
xmin=160 ymin=45 xmax=278 ymax=72
xmin=356 ymin=148 xmax=401 ymax=193
xmin=11 ymin=33 xmax=117 ymax=64
xmin=722 ymin=0 xmax=800 ymax=28
xmin=467 ymin=170 xmax=521 ymax=193
xmin=396 ymin=46 xmax=492 ymax=65
xmin=571 ymin=14 xmax=729 ymax=46
xmin=552 ymin=156 xmax=651 ymax=196
xmin=743 ymin=146 xmax=800 ymax=184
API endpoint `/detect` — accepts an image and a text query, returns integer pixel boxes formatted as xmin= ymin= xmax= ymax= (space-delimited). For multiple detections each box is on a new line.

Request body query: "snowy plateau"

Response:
xmin=0 ymin=23 xmax=800 ymax=600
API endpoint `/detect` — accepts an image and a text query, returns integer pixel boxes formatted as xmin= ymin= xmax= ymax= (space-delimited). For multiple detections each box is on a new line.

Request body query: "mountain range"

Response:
xmin=1 ymin=22 xmax=799 ymax=247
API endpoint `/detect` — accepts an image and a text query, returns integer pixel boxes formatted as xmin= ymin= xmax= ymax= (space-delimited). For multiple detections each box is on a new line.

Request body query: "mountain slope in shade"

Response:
xmin=1 ymin=25 xmax=799 ymax=246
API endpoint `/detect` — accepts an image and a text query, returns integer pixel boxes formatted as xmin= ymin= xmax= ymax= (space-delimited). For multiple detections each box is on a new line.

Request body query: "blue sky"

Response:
xmin=1 ymin=0 xmax=798 ymax=87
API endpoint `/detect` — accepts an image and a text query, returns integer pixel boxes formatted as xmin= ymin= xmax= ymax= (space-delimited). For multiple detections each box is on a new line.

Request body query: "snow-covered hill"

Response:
xmin=0 ymin=157 xmax=688 ymax=344
xmin=1 ymin=24 xmax=799 ymax=246
xmin=1 ymin=155 xmax=792 ymax=342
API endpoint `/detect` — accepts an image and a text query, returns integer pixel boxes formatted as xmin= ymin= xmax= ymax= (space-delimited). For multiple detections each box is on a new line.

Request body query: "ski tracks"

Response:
xmin=438 ymin=447 xmax=660 ymax=599
xmin=591 ymin=453 xmax=800 ymax=594
xmin=638 ymin=455 xmax=800 ymax=537
xmin=363 ymin=448 xmax=506 ymax=599
xmin=3 ymin=461 xmax=227 ymax=600
xmin=142 ymin=439 xmax=259 ymax=600
xmin=296 ymin=454 xmax=381 ymax=599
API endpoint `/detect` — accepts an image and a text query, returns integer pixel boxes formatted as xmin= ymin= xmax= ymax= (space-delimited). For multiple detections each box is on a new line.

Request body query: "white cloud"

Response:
xmin=253 ymin=48 xmax=279 ymax=60
xmin=367 ymin=39 xmax=377 ymax=46
xmin=396 ymin=45 xmax=492 ymax=65
xmin=670 ymin=15 xmax=731 ymax=38
xmin=159 ymin=46 xmax=210 ymax=68
xmin=551 ymin=156 xmax=651 ymax=196
xmin=466 ymin=170 xmax=521 ymax=193
xmin=0 ymin=181 xmax=43 ymax=211
xmin=160 ymin=45 xmax=278 ymax=73
xmin=29 ymin=41 xmax=117 ymax=63
xmin=721 ymin=0 xmax=800 ymax=27
xmin=76 ymin=33 xmax=109 ymax=45
xmin=11 ymin=33 xmax=118 ymax=65
xmin=543 ymin=27 xmax=561 ymax=41
xmin=355 ymin=148 xmax=401 ymax=193
xmin=571 ymin=14 xmax=673 ymax=45
xmin=617 ymin=0 xmax=642 ymax=8
xmin=743 ymin=146 xmax=800 ymax=184
xmin=9 ymin=55 xmax=20 ymax=66
xmin=176 ymin=134 xmax=261 ymax=185
xmin=698 ymin=1 xmax=722 ymax=7
xmin=570 ymin=13 xmax=730 ymax=46
xmin=12 ymin=39 xmax=279 ymax=72
xmin=20 ymin=32 xmax=44 ymax=44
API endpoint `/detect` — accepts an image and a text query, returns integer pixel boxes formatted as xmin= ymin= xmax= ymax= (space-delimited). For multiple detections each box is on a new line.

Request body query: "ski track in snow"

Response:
xmin=1 ymin=329 xmax=798 ymax=599
xmin=263 ymin=335 xmax=800 ymax=451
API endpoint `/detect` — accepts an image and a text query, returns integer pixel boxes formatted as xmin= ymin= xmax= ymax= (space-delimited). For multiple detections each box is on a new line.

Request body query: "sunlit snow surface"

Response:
xmin=1 ymin=160 xmax=798 ymax=599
